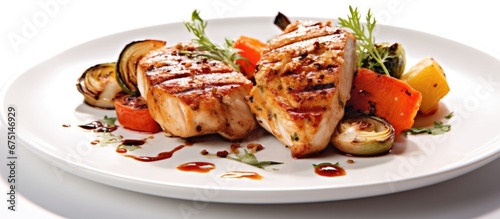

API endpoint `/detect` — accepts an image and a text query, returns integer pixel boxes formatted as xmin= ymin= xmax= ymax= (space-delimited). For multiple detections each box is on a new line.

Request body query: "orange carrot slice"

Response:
xmin=346 ymin=68 xmax=422 ymax=136
xmin=114 ymin=94 xmax=162 ymax=133
xmin=233 ymin=35 xmax=266 ymax=79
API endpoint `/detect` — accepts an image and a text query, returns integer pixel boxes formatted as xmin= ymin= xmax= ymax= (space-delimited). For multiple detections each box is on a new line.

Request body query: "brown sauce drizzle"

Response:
xmin=115 ymin=147 xmax=127 ymax=154
xmin=124 ymin=145 xmax=185 ymax=162
xmin=177 ymin=162 xmax=215 ymax=173
xmin=78 ymin=121 xmax=117 ymax=132
xmin=122 ymin=139 xmax=146 ymax=146
xmin=116 ymin=139 xmax=147 ymax=154
xmin=314 ymin=163 xmax=346 ymax=177
xmin=221 ymin=171 xmax=263 ymax=180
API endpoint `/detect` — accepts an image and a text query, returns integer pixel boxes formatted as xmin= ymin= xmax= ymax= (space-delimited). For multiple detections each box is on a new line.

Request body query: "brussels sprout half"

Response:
xmin=361 ymin=42 xmax=406 ymax=78
xmin=331 ymin=115 xmax=395 ymax=156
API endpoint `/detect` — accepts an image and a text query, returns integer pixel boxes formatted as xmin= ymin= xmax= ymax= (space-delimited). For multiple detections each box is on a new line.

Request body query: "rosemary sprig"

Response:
xmin=183 ymin=10 xmax=243 ymax=71
xmin=338 ymin=6 xmax=390 ymax=75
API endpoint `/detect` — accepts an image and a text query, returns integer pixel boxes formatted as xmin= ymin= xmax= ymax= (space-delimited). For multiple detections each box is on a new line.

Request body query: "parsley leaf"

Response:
xmin=312 ymin=162 xmax=339 ymax=168
xmin=99 ymin=115 xmax=117 ymax=127
xmin=226 ymin=149 xmax=283 ymax=169
xmin=403 ymin=121 xmax=451 ymax=136
xmin=444 ymin=112 xmax=454 ymax=119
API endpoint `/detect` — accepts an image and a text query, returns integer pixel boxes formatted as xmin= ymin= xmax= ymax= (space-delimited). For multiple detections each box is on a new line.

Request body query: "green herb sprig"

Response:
xmin=97 ymin=116 xmax=120 ymax=146
xmin=403 ymin=121 xmax=451 ymax=136
xmin=227 ymin=149 xmax=283 ymax=169
xmin=338 ymin=6 xmax=390 ymax=75
xmin=99 ymin=115 xmax=117 ymax=127
xmin=183 ymin=10 xmax=243 ymax=71
xmin=403 ymin=112 xmax=453 ymax=136
xmin=312 ymin=162 xmax=340 ymax=168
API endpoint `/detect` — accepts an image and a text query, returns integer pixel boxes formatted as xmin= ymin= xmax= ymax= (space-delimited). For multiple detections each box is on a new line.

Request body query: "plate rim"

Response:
xmin=1 ymin=15 xmax=500 ymax=204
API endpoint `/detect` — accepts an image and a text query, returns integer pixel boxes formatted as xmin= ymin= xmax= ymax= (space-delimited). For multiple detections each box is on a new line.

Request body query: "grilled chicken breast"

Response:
xmin=247 ymin=20 xmax=357 ymax=157
xmin=137 ymin=42 xmax=257 ymax=140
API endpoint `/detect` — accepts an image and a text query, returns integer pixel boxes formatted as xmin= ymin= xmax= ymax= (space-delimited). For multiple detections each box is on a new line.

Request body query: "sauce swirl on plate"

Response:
xmin=177 ymin=162 xmax=215 ymax=173
xmin=314 ymin=163 xmax=346 ymax=177
xmin=124 ymin=145 xmax=185 ymax=162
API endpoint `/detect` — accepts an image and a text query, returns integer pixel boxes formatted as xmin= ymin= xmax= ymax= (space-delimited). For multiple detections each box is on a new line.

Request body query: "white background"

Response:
xmin=1 ymin=0 xmax=499 ymax=218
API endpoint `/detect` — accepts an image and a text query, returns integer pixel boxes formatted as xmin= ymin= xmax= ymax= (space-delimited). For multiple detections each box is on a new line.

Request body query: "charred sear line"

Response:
xmin=267 ymin=35 xmax=334 ymax=62
xmin=299 ymin=51 xmax=308 ymax=60
xmin=168 ymin=82 xmax=243 ymax=95
xmin=273 ymin=27 xmax=331 ymax=49
xmin=151 ymin=72 xmax=193 ymax=86
xmin=368 ymin=101 xmax=377 ymax=114
xmin=326 ymin=64 xmax=339 ymax=72
xmin=304 ymin=22 xmax=322 ymax=28
xmin=301 ymin=82 xmax=335 ymax=92
xmin=146 ymin=65 xmax=157 ymax=72
xmin=404 ymin=89 xmax=411 ymax=96
xmin=282 ymin=70 xmax=296 ymax=77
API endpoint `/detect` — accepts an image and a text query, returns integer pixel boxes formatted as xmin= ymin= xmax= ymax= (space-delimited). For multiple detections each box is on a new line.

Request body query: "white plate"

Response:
xmin=1 ymin=16 xmax=499 ymax=204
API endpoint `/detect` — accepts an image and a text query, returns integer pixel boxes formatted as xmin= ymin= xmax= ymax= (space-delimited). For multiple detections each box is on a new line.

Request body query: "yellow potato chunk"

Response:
xmin=400 ymin=56 xmax=450 ymax=114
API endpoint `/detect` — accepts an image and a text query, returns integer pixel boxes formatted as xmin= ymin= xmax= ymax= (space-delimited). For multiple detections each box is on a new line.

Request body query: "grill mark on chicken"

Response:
xmin=143 ymin=52 xmax=234 ymax=86
xmin=157 ymin=72 xmax=247 ymax=95
xmin=265 ymin=20 xmax=342 ymax=51
xmin=261 ymin=35 xmax=346 ymax=64
xmin=302 ymin=82 xmax=336 ymax=92
xmin=164 ymin=83 xmax=245 ymax=95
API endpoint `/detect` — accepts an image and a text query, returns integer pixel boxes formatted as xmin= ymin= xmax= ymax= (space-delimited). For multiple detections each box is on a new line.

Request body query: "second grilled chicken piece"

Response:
xmin=248 ymin=20 xmax=357 ymax=158
xmin=137 ymin=42 xmax=257 ymax=140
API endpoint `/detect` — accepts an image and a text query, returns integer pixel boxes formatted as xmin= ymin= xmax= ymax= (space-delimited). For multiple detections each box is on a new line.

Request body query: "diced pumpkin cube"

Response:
xmin=400 ymin=56 xmax=450 ymax=114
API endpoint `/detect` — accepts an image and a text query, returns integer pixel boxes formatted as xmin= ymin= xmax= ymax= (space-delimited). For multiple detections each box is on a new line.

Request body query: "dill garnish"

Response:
xmin=338 ymin=6 xmax=390 ymax=75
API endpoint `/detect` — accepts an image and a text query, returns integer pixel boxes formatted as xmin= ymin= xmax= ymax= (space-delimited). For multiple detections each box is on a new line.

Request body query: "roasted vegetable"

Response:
xmin=332 ymin=115 xmax=395 ymax=156
xmin=346 ymin=68 xmax=422 ymax=136
xmin=116 ymin=39 xmax=166 ymax=95
xmin=233 ymin=35 xmax=266 ymax=79
xmin=338 ymin=7 xmax=407 ymax=78
xmin=114 ymin=94 xmax=162 ymax=133
xmin=400 ymin=56 xmax=450 ymax=114
xmin=274 ymin=12 xmax=291 ymax=31
xmin=361 ymin=42 xmax=406 ymax=78
xmin=76 ymin=62 xmax=124 ymax=109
